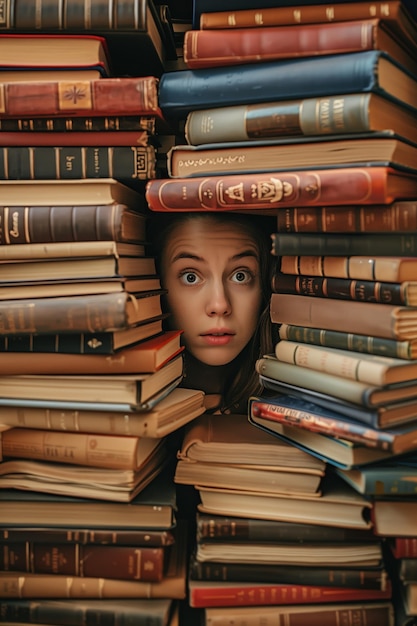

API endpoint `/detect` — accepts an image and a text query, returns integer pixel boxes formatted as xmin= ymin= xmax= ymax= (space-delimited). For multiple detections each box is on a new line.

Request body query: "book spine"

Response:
xmin=1 ymin=429 xmax=140 ymax=469
xmin=0 ymin=116 xmax=157 ymax=133
xmin=199 ymin=1 xmax=401 ymax=29
xmin=399 ymin=558 xmax=417 ymax=582
xmin=184 ymin=20 xmax=380 ymax=69
xmin=0 ymin=528 xmax=174 ymax=546
xmin=185 ymin=93 xmax=379 ymax=144
xmin=0 ymin=146 xmax=155 ymax=181
xmin=189 ymin=558 xmax=387 ymax=589
xmin=250 ymin=400 xmax=394 ymax=449
xmin=1 ymin=543 xmax=165 ymax=582
xmin=0 ymin=332 xmax=122 ymax=354
xmin=145 ymin=167 xmax=401 ymax=211
xmin=271 ymin=273 xmax=407 ymax=305
xmin=0 ymin=205 xmax=128 ymax=245
xmin=190 ymin=581 xmax=391 ymax=608
xmin=0 ymin=130 xmax=151 ymax=146
xmin=204 ymin=603 xmax=395 ymax=626
xmin=279 ymin=256 xmax=407 ymax=283
xmin=271 ymin=233 xmax=417 ymax=257
xmin=278 ymin=324 xmax=414 ymax=360
xmin=275 ymin=201 xmax=417 ymax=233
xmin=392 ymin=538 xmax=417 ymax=558
xmin=0 ymin=292 xmax=132 ymax=335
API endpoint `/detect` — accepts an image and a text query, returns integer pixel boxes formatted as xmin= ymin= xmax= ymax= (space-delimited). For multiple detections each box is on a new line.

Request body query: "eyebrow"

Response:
xmin=171 ymin=249 xmax=259 ymax=263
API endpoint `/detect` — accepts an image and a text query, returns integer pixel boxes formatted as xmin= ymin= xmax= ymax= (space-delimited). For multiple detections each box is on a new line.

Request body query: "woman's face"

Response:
xmin=161 ymin=218 xmax=263 ymax=366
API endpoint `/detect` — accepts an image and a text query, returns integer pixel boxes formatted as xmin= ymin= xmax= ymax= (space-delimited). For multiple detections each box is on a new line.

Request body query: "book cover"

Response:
xmin=336 ymin=456 xmax=417 ymax=496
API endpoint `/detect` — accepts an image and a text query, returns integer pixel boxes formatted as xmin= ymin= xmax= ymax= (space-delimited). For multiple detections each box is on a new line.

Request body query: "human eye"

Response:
xmin=179 ymin=270 xmax=202 ymax=285
xmin=230 ymin=268 xmax=254 ymax=285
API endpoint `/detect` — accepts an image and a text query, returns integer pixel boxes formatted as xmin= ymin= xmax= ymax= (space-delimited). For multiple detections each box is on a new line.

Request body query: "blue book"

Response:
xmin=159 ymin=50 xmax=417 ymax=120
xmin=336 ymin=454 xmax=417 ymax=495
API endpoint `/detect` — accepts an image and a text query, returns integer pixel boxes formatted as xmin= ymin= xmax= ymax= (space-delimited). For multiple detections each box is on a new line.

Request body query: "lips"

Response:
xmin=201 ymin=329 xmax=235 ymax=346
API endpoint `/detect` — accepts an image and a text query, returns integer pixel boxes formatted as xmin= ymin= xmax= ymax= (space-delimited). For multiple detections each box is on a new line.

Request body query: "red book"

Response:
xmin=145 ymin=167 xmax=417 ymax=212
xmin=0 ymin=130 xmax=152 ymax=146
xmin=0 ymin=76 xmax=165 ymax=120
xmin=189 ymin=579 xmax=392 ymax=608
xmin=390 ymin=537 xmax=417 ymax=558
xmin=183 ymin=19 xmax=417 ymax=75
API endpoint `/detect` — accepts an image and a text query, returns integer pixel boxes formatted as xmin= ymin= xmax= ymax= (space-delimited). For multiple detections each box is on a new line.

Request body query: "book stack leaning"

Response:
xmin=0 ymin=5 xmax=200 ymax=623
xmin=143 ymin=1 xmax=417 ymax=624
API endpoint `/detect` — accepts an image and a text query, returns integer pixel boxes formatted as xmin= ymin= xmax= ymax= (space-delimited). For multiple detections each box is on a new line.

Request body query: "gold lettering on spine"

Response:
xmin=332 ymin=98 xmax=345 ymax=131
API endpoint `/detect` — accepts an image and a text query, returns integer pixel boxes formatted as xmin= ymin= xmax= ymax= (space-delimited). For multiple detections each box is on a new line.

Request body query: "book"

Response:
xmin=0 ymin=179 xmax=147 ymax=207
xmin=248 ymin=394 xmax=417 ymax=453
xmin=0 ymin=354 xmax=183 ymax=410
xmin=250 ymin=410 xmax=405 ymax=469
xmin=372 ymin=499 xmax=417 ymax=537
xmin=0 ymin=69 xmax=112 ymax=81
xmin=0 ymin=34 xmax=111 ymax=77
xmin=167 ymin=133 xmax=417 ymax=178
xmin=192 ymin=0 xmax=417 ymax=27
xmin=145 ymin=167 xmax=417 ymax=212
xmin=0 ymin=145 xmax=156 ymax=181
xmin=174 ymin=460 xmax=324 ymax=497
xmin=0 ymin=526 xmax=175 ymax=546
xmin=400 ymin=559 xmax=417 ymax=583
xmin=184 ymin=93 xmax=417 ymax=146
xmin=183 ymin=19 xmax=417 ymax=75
xmin=189 ymin=554 xmax=388 ymax=589
xmin=0 ymin=521 xmax=187 ymax=598
xmin=270 ymin=293 xmax=417 ymax=341
xmin=0 ymin=598 xmax=175 ymax=626
xmin=0 ymin=330 xmax=184 ymax=375
xmin=196 ymin=513 xmax=376 ymax=543
xmin=335 ymin=457 xmax=417 ymax=496
xmin=0 ymin=0 xmax=172 ymax=77
xmin=0 ymin=115 xmax=158 ymax=132
xmin=0 ymin=541 xmax=168 ymax=582
xmin=176 ymin=412 xmax=325 ymax=471
xmin=0 ymin=386 xmax=205 ymax=437
xmin=198 ymin=0 xmax=417 ymax=41
xmin=0 ymin=291 xmax=164 ymax=336
xmin=197 ymin=476 xmax=374 ymax=529
xmin=0 ymin=130 xmax=154 ymax=146
xmin=0 ymin=204 xmax=148 ymax=246
xmin=271 ymin=232 xmax=417 ymax=257
xmin=274 ymin=341 xmax=417 ymax=386
xmin=158 ymin=50 xmax=417 ymax=120
xmin=0 ymin=76 xmax=163 ymax=118
xmin=272 ymin=273 xmax=417 ymax=307
xmin=278 ymin=324 xmax=417 ymax=361
xmin=204 ymin=602 xmax=395 ymax=626
xmin=275 ymin=200 xmax=417 ymax=234
xmin=0 ymin=240 xmax=150 ymax=261
xmin=256 ymin=355 xmax=417 ymax=408
xmin=280 ymin=255 xmax=417 ymax=283
xmin=188 ymin=578 xmax=391 ymax=608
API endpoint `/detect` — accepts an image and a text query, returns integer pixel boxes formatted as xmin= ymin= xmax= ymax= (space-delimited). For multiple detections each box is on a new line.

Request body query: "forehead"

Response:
xmin=163 ymin=219 xmax=259 ymax=260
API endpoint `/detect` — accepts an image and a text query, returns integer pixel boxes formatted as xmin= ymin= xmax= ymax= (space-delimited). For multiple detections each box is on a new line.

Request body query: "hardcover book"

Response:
xmin=336 ymin=456 xmax=417 ymax=496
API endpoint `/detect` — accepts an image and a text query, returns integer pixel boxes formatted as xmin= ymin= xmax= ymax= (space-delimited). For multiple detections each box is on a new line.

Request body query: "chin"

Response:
xmin=194 ymin=350 xmax=240 ymax=367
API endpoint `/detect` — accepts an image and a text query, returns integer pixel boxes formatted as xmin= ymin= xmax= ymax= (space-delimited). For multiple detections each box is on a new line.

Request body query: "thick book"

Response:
xmin=0 ymin=526 xmax=175 ymax=546
xmin=390 ymin=538 xmax=417 ymax=559
xmin=0 ymin=145 xmax=156 ymax=181
xmin=0 ymin=386 xmax=205 ymax=438
xmin=270 ymin=292 xmax=417 ymax=341
xmin=278 ymin=323 xmax=417 ymax=361
xmin=204 ymin=602 xmax=395 ymax=626
xmin=272 ymin=273 xmax=417 ymax=307
xmin=280 ymin=255 xmax=417 ymax=283
xmin=248 ymin=394 xmax=417 ymax=454
xmin=0 ymin=129 xmax=154 ymax=146
xmin=167 ymin=133 xmax=417 ymax=178
xmin=0 ymin=179 xmax=147 ymax=207
xmin=371 ymin=499 xmax=417 ymax=537
xmin=0 ymin=114 xmax=158 ymax=133
xmin=0 ymin=204 xmax=147 ymax=245
xmin=275 ymin=200 xmax=417 ymax=234
xmin=1 ymin=541 xmax=168 ymax=582
xmin=0 ymin=0 xmax=172 ymax=77
xmin=0 ymin=33 xmax=111 ymax=77
xmin=0 ymin=598 xmax=174 ymax=626
xmin=0 ymin=291 xmax=164 ymax=336
xmin=0 ymin=354 xmax=183 ymax=411
xmin=158 ymin=50 xmax=417 ymax=120
xmin=145 ymin=167 xmax=417 ymax=212
xmin=0 ymin=240 xmax=149 ymax=261
xmin=0 ymin=76 xmax=163 ymax=118
xmin=184 ymin=93 xmax=417 ymax=146
xmin=189 ymin=555 xmax=388 ymax=589
xmin=274 ymin=341 xmax=417 ymax=387
xmin=336 ymin=457 xmax=417 ymax=496
xmin=184 ymin=19 xmax=417 ymax=75
xmin=272 ymin=232 xmax=417 ymax=257
xmin=188 ymin=578 xmax=391 ymax=608
xmin=0 ymin=521 xmax=187 ymax=599
xmin=0 ymin=330 xmax=184 ymax=375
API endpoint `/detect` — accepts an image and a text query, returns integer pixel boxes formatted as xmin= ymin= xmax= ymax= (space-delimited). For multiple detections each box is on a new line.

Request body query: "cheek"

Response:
xmin=165 ymin=289 xmax=193 ymax=330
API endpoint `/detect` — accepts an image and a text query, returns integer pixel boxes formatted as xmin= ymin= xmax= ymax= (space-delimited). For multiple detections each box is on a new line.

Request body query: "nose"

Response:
xmin=205 ymin=280 xmax=232 ymax=317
